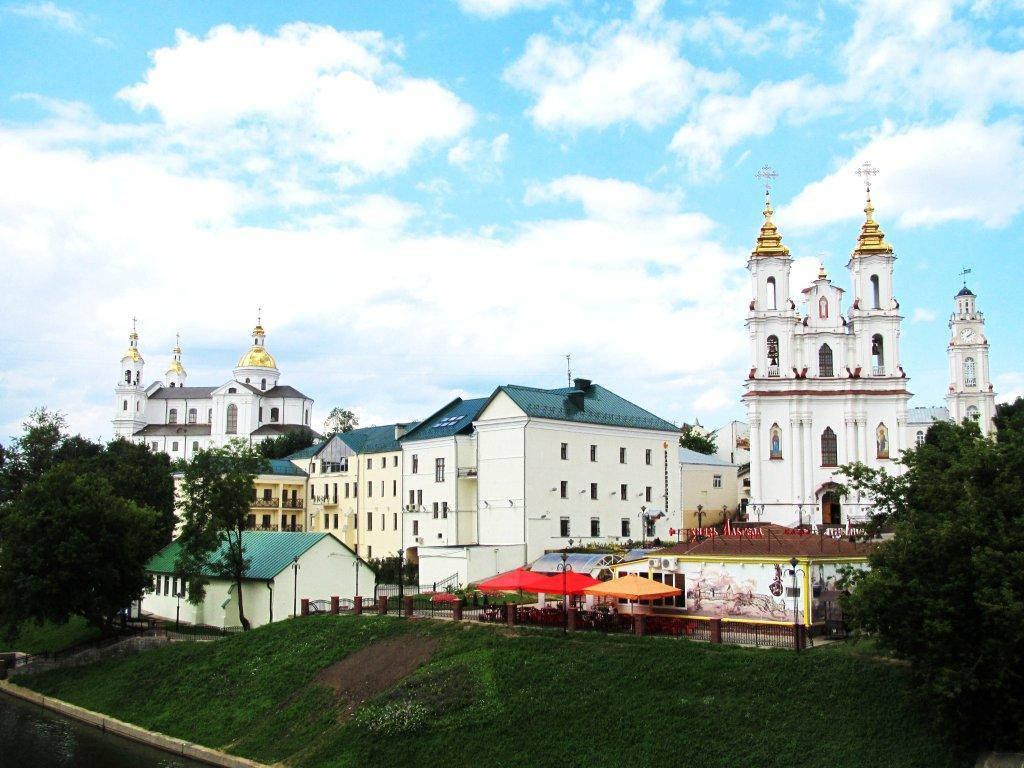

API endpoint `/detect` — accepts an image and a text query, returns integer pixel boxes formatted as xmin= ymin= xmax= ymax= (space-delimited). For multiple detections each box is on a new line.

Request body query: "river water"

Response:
xmin=0 ymin=693 xmax=208 ymax=768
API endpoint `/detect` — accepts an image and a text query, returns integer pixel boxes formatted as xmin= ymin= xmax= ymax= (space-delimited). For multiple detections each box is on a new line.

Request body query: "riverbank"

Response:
xmin=11 ymin=615 xmax=974 ymax=768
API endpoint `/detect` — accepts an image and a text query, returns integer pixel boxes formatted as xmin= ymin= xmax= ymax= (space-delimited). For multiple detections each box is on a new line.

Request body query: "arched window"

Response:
xmin=125 ymin=370 xmax=131 ymax=384
xmin=818 ymin=296 xmax=829 ymax=319
xmin=304 ymin=409 xmax=309 ymax=425
xmin=187 ymin=408 xmax=197 ymax=424
xmin=870 ymin=274 xmax=880 ymax=309
xmin=226 ymin=404 xmax=238 ymax=434
xmin=818 ymin=344 xmax=833 ymax=377
xmin=871 ymin=334 xmax=885 ymax=374
xmin=916 ymin=430 xmax=925 ymax=446
xmin=767 ymin=334 xmax=780 ymax=375
xmin=227 ymin=387 xmax=237 ymax=394
xmin=169 ymin=382 xmax=176 ymax=388
xmin=769 ymin=423 xmax=783 ymax=459
xmin=964 ymin=357 xmax=976 ymax=387
xmin=192 ymin=441 xmax=199 ymax=453
xmin=966 ymin=405 xmax=980 ymax=421
xmin=122 ymin=399 xmax=128 ymax=411
xmin=876 ymin=423 xmax=889 ymax=459
xmin=168 ymin=408 xmax=178 ymax=424
xmin=270 ymin=407 xmax=279 ymax=423
xmin=766 ymin=277 xmax=777 ymax=310
xmin=821 ymin=427 xmax=838 ymax=467
xmin=261 ymin=378 xmax=267 ymax=390
xmin=136 ymin=402 xmax=140 ymax=411
xmin=245 ymin=378 xmax=250 ymax=384
xmin=207 ymin=408 xmax=212 ymax=422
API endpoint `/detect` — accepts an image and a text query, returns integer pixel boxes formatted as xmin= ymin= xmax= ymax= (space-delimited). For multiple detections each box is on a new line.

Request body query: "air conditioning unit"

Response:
xmin=649 ymin=559 xmax=661 ymax=570
xmin=415 ymin=536 xmax=424 ymax=544
xmin=662 ymin=558 xmax=674 ymax=569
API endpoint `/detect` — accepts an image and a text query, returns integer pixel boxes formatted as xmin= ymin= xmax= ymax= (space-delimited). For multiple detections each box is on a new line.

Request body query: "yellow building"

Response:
xmin=678 ymin=447 xmax=739 ymax=529
xmin=247 ymin=459 xmax=308 ymax=531
xmin=289 ymin=423 xmax=414 ymax=561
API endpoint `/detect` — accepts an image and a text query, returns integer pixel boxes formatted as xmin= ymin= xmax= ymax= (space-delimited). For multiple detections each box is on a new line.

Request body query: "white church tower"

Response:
xmin=947 ymin=281 xmax=997 ymax=435
xmin=165 ymin=333 xmax=187 ymax=388
xmin=112 ymin=319 xmax=149 ymax=438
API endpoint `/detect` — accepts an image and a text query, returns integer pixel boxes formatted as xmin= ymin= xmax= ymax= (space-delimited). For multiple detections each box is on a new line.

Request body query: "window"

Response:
xmin=818 ymin=344 xmax=833 ymax=377
xmin=442 ymin=502 xmax=449 ymax=518
xmin=435 ymin=458 xmax=445 ymax=482
xmin=560 ymin=481 xmax=568 ymax=499
xmin=345 ymin=483 xmax=350 ymax=498
xmin=621 ymin=519 xmax=630 ymax=537
xmin=258 ymin=407 xmax=263 ymax=422
xmin=333 ymin=513 xmax=339 ymax=528
xmin=645 ymin=486 xmax=652 ymax=503
xmin=304 ymin=409 xmax=309 ymax=425
xmin=412 ymin=455 xmax=419 ymax=474
xmin=769 ymin=423 xmax=783 ymax=459
xmin=645 ymin=517 xmax=655 ymax=537
xmin=171 ymin=441 xmax=179 ymax=452
xmin=590 ymin=518 xmax=600 ymax=537
xmin=192 ymin=441 xmax=199 ymax=452
xmin=916 ymin=429 xmax=925 ymax=446
xmin=332 ymin=483 xmax=337 ymax=503
xmin=590 ymin=444 xmax=597 ymax=462
xmin=619 ymin=447 xmax=626 ymax=464
xmin=263 ymin=488 xmax=272 ymax=501
xmin=557 ymin=442 xmax=568 ymax=461
xmin=367 ymin=513 xmax=373 ymax=531
xmin=871 ymin=334 xmax=885 ymax=373
xmin=620 ymin=483 xmax=627 ymax=501
xmin=964 ymin=357 xmax=977 ymax=387
xmin=560 ymin=517 xmax=570 ymax=537
xmin=151 ymin=441 xmax=158 ymax=451
xmin=821 ymin=427 xmax=838 ymax=467
xmin=818 ymin=296 xmax=829 ymax=319
xmin=870 ymin=274 xmax=880 ymax=309
xmin=713 ymin=474 xmax=722 ymax=488
xmin=207 ymin=408 xmax=212 ymax=423
xmin=766 ymin=276 xmax=777 ymax=310
xmin=393 ymin=480 xmax=397 ymax=496
xmin=367 ymin=457 xmax=373 ymax=470
xmin=323 ymin=514 xmax=329 ymax=529
xmin=767 ymin=334 xmax=780 ymax=371
xmin=645 ymin=449 xmax=652 ymax=465
xmin=168 ymin=408 xmax=178 ymax=424
xmin=270 ymin=407 xmax=279 ymax=422
xmin=416 ymin=489 xmax=423 ymax=506
xmin=433 ymin=502 xmax=439 ymax=518
xmin=876 ymin=423 xmax=890 ymax=459
xmin=590 ymin=482 xmax=598 ymax=500
xmin=125 ymin=370 xmax=131 ymax=384
xmin=261 ymin=378 xmax=266 ymax=390
xmin=967 ymin=405 xmax=980 ymax=421
xmin=227 ymin=387 xmax=236 ymax=393
xmin=225 ymin=404 xmax=238 ymax=434
xmin=188 ymin=408 xmax=197 ymax=424
xmin=122 ymin=399 xmax=127 ymax=411
xmin=367 ymin=546 xmax=372 ymax=559
xmin=413 ymin=520 xmax=419 ymax=536
xmin=409 ymin=490 xmax=415 ymax=506
xmin=392 ymin=455 xmax=399 ymax=467
xmin=367 ymin=481 xmax=373 ymax=498
xmin=393 ymin=513 xmax=398 ymax=530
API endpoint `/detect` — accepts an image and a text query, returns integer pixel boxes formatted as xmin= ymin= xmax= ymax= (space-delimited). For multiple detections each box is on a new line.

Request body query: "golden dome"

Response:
xmin=238 ymin=346 xmax=277 ymax=369
xmin=853 ymin=192 xmax=893 ymax=255
xmin=751 ymin=190 xmax=791 ymax=258
xmin=122 ymin=347 xmax=143 ymax=363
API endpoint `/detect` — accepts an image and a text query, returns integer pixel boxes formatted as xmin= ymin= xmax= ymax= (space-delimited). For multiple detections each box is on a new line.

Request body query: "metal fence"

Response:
xmin=721 ymin=621 xmax=798 ymax=649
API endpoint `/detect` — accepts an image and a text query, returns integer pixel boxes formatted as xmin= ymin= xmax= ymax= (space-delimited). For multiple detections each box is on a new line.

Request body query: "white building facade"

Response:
xmin=112 ymin=320 xmax=315 ymax=461
xmin=744 ymin=189 xmax=910 ymax=527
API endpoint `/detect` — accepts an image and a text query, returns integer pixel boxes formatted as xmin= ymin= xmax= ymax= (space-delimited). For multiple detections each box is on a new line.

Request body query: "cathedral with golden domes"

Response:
xmin=112 ymin=318 xmax=315 ymax=461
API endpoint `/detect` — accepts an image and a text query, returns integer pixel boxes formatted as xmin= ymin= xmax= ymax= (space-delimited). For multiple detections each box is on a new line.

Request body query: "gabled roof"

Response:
xmin=263 ymin=459 xmax=308 ymax=477
xmin=146 ymin=531 xmax=330 ymax=581
xmin=679 ymin=447 xmax=733 ymax=466
xmin=263 ymin=384 xmax=310 ymax=400
xmin=149 ymin=386 xmax=216 ymax=400
xmin=284 ymin=441 xmax=328 ymax=460
xmin=401 ymin=398 xmax=488 ymax=442
xmin=653 ymin=529 xmax=874 ymax=559
xmin=250 ymin=424 xmax=323 ymax=438
xmin=907 ymin=406 xmax=950 ymax=425
xmin=133 ymin=424 xmax=212 ymax=436
xmin=492 ymin=382 xmax=679 ymax=433
xmin=336 ymin=422 xmax=419 ymax=454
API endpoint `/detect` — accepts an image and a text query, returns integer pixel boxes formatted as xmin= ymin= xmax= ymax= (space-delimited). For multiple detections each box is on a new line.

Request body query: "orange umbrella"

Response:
xmin=583 ymin=573 xmax=681 ymax=601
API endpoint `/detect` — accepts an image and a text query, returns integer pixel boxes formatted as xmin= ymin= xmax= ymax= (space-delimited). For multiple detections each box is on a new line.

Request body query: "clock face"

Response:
xmin=960 ymin=328 xmax=975 ymax=342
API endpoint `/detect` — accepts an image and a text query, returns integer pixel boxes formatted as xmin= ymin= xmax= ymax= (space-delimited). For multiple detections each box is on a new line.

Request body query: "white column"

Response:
xmin=749 ymin=417 xmax=761 ymax=503
xmin=803 ymin=416 xmax=814 ymax=509
xmin=844 ymin=416 xmax=855 ymax=465
xmin=790 ymin=416 xmax=801 ymax=505
xmin=858 ymin=418 xmax=869 ymax=466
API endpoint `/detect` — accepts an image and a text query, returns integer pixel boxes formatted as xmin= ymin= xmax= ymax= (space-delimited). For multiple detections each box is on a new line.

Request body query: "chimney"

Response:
xmin=394 ymin=423 xmax=408 ymax=440
xmin=572 ymin=378 xmax=592 ymax=392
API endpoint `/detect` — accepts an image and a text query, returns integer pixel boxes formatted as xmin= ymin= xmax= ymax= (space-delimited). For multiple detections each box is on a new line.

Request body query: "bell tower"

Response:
xmin=165 ymin=333 xmax=187 ymax=388
xmin=947 ymin=273 xmax=996 ymax=436
xmin=113 ymin=318 xmax=149 ymax=439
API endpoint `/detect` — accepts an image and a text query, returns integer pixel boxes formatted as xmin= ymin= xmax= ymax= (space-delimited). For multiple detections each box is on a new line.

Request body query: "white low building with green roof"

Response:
xmin=143 ymin=531 xmax=375 ymax=629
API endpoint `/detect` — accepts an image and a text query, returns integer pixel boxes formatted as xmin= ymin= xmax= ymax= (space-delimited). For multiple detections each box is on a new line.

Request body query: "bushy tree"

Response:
xmin=679 ymin=423 xmax=717 ymax=455
xmin=0 ymin=465 xmax=160 ymax=635
xmin=837 ymin=402 xmax=1024 ymax=751
xmin=0 ymin=408 xmax=68 ymax=508
xmin=257 ymin=428 xmax=319 ymax=459
xmin=176 ymin=441 xmax=267 ymax=630
xmin=323 ymin=407 xmax=358 ymax=437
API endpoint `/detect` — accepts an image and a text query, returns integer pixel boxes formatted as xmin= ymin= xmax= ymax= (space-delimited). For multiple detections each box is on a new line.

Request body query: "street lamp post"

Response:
xmin=292 ymin=555 xmax=300 ymax=618
xmin=696 ymin=504 xmax=705 ymax=529
xmin=557 ymin=548 xmax=574 ymax=634
xmin=787 ymin=556 xmax=802 ymax=652
xmin=396 ymin=548 xmax=405 ymax=605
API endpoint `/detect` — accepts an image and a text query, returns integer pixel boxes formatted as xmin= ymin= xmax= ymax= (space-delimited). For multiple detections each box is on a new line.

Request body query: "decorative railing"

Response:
xmin=248 ymin=524 xmax=279 ymax=531
xmin=872 ymin=365 xmax=885 ymax=376
xmin=767 ymin=366 xmax=781 ymax=378
xmin=251 ymin=497 xmax=279 ymax=508
xmin=282 ymin=498 xmax=304 ymax=509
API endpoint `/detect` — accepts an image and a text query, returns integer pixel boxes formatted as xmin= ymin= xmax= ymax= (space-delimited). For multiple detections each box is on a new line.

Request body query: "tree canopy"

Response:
xmin=257 ymin=428 xmax=319 ymax=459
xmin=679 ymin=423 xmax=717 ymax=455
xmin=838 ymin=400 xmax=1024 ymax=752
xmin=323 ymin=407 xmax=358 ymax=437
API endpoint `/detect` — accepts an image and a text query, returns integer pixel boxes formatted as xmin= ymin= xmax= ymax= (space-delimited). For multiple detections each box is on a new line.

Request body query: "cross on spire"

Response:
xmin=257 ymin=305 xmax=262 ymax=326
xmin=856 ymin=160 xmax=879 ymax=196
xmin=755 ymin=164 xmax=778 ymax=203
xmin=131 ymin=315 xmax=137 ymax=333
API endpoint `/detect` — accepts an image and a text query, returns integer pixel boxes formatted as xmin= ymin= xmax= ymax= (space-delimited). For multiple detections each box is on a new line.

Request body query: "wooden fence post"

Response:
xmin=354 ymin=596 xmax=363 ymax=615
xmin=330 ymin=596 xmax=339 ymax=615
xmin=404 ymin=596 xmax=414 ymax=618
xmin=710 ymin=618 xmax=722 ymax=643
xmin=300 ymin=598 xmax=310 ymax=617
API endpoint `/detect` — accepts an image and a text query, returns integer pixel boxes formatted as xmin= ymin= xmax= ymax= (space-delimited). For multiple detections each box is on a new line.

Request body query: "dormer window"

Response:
xmin=228 ymin=387 xmax=237 ymax=394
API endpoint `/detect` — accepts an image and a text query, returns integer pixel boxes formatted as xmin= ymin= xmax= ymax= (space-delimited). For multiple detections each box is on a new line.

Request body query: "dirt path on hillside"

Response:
xmin=314 ymin=635 xmax=440 ymax=718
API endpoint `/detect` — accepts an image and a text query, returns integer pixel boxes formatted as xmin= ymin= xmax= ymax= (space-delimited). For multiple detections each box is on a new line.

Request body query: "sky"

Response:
xmin=1 ymin=0 xmax=1023 ymax=443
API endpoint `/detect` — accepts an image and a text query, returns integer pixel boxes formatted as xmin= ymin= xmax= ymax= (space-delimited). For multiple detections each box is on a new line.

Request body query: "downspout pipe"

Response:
xmin=266 ymin=580 xmax=273 ymax=624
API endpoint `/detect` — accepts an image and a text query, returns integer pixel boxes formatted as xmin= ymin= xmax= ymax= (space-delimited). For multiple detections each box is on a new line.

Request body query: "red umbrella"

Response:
xmin=526 ymin=571 xmax=602 ymax=596
xmin=430 ymin=592 xmax=460 ymax=603
xmin=476 ymin=567 xmax=549 ymax=593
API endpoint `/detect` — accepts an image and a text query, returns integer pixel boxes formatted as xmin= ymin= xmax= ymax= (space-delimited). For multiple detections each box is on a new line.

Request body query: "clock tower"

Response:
xmin=947 ymin=284 xmax=997 ymax=436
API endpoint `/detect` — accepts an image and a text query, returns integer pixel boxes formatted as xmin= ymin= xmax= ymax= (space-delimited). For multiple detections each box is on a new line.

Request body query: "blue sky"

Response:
xmin=1 ymin=0 xmax=1022 ymax=442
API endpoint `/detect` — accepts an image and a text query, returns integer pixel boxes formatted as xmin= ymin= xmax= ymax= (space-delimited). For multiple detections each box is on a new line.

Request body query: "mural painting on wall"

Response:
xmin=811 ymin=563 xmax=846 ymax=622
xmin=685 ymin=564 xmax=792 ymax=622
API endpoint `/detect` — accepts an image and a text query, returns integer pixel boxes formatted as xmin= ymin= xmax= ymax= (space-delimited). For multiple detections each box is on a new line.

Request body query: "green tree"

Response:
xmin=0 ymin=465 xmax=160 ymax=635
xmin=837 ymin=404 xmax=1024 ymax=751
xmin=323 ymin=407 xmax=359 ymax=437
xmin=176 ymin=441 xmax=267 ymax=631
xmin=257 ymin=428 xmax=319 ymax=459
xmin=679 ymin=423 xmax=717 ymax=455
xmin=0 ymin=408 xmax=69 ymax=508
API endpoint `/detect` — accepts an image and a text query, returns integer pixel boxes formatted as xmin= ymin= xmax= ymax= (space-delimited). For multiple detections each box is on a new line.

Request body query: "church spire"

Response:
xmin=853 ymin=161 xmax=893 ymax=255
xmin=166 ymin=332 xmax=186 ymax=383
xmin=751 ymin=165 xmax=791 ymax=258
xmin=122 ymin=316 xmax=143 ymax=363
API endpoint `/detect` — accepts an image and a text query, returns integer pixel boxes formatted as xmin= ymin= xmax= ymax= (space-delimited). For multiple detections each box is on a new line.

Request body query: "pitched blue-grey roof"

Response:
xmin=146 ymin=531 xmax=329 ymax=580
xmin=907 ymin=406 xmax=950 ymax=424
xmin=400 ymin=398 xmax=488 ymax=442
xmin=678 ymin=447 xmax=732 ymax=466
xmin=265 ymin=458 xmax=308 ymax=477
xmin=283 ymin=441 xmax=327 ymax=460
xmin=336 ymin=422 xmax=419 ymax=454
xmin=496 ymin=383 xmax=679 ymax=432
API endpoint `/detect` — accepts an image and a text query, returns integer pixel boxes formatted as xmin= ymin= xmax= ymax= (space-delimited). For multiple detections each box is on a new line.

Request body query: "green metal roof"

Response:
xmin=146 ymin=531 xmax=328 ymax=581
xmin=495 ymin=383 xmax=679 ymax=432
xmin=400 ymin=398 xmax=488 ymax=442
xmin=336 ymin=422 xmax=418 ymax=455
xmin=265 ymin=459 xmax=308 ymax=477
xmin=283 ymin=441 xmax=327 ymax=461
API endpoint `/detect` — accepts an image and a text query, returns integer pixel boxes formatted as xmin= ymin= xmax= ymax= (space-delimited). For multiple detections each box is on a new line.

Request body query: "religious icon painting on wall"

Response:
xmin=876 ymin=423 xmax=889 ymax=459
xmin=769 ymin=423 xmax=782 ymax=459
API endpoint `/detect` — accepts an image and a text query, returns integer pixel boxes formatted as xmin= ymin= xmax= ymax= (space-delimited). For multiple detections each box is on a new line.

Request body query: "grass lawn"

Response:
xmin=0 ymin=616 xmax=101 ymax=654
xmin=13 ymin=616 xmax=971 ymax=768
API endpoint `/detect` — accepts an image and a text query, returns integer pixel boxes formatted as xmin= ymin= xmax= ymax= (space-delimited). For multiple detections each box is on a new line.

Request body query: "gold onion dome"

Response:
xmin=854 ymin=192 xmax=893 ymax=255
xmin=122 ymin=328 xmax=142 ymax=362
xmin=167 ymin=336 xmax=185 ymax=375
xmin=237 ymin=322 xmax=277 ymax=368
xmin=751 ymin=191 xmax=790 ymax=258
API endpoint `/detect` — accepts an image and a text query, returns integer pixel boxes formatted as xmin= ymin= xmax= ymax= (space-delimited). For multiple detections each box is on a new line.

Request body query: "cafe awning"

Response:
xmin=583 ymin=573 xmax=682 ymax=601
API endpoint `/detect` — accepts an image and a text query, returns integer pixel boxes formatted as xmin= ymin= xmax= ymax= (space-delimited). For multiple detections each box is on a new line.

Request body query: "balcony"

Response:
xmin=282 ymin=497 xmax=304 ymax=509
xmin=872 ymin=365 xmax=885 ymax=376
xmin=767 ymin=366 xmax=781 ymax=378
xmin=248 ymin=524 xmax=279 ymax=531
xmin=252 ymin=497 xmax=280 ymax=509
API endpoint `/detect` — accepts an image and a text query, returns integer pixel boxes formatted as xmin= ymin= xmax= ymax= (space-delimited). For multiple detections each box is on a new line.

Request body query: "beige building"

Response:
xmin=290 ymin=423 xmax=414 ymax=561
xmin=247 ymin=459 xmax=308 ymax=532
xmin=678 ymin=447 xmax=739 ymax=529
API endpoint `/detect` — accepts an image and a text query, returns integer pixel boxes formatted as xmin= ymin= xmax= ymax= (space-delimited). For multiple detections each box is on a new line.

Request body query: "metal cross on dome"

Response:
xmin=856 ymin=160 xmax=879 ymax=194
xmin=755 ymin=164 xmax=778 ymax=193
xmin=959 ymin=266 xmax=972 ymax=286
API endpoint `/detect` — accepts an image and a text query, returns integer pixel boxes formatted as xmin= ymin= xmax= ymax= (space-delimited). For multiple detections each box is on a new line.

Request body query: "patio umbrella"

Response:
xmin=430 ymin=593 xmax=460 ymax=603
xmin=476 ymin=567 xmax=549 ymax=593
xmin=583 ymin=573 xmax=682 ymax=601
xmin=526 ymin=571 xmax=602 ymax=596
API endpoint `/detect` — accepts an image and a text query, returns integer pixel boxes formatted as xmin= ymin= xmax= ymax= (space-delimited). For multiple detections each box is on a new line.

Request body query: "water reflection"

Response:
xmin=0 ymin=694 xmax=206 ymax=768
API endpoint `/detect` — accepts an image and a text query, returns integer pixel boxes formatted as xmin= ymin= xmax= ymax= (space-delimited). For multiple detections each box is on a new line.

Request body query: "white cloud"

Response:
xmin=447 ymin=132 xmax=509 ymax=167
xmin=455 ymin=0 xmax=559 ymax=17
xmin=504 ymin=5 xmax=730 ymax=131
xmin=118 ymin=23 xmax=474 ymax=183
xmin=682 ymin=13 xmax=818 ymax=58
xmin=912 ymin=308 xmax=937 ymax=323
xmin=996 ymin=372 xmax=1024 ymax=404
xmin=7 ymin=1 xmax=81 ymax=31
xmin=780 ymin=118 xmax=1024 ymax=230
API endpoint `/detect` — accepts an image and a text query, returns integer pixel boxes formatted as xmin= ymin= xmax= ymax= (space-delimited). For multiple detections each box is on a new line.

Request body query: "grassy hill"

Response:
xmin=13 ymin=616 xmax=970 ymax=768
